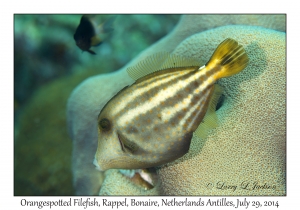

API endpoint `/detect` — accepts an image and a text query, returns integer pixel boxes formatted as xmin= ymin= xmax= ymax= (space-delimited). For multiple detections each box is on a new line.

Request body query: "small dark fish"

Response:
xmin=74 ymin=15 xmax=115 ymax=55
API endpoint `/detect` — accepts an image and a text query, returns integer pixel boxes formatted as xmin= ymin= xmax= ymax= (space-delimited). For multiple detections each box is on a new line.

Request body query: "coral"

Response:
xmin=99 ymin=170 xmax=161 ymax=195
xmin=158 ymin=25 xmax=286 ymax=195
xmin=176 ymin=14 xmax=286 ymax=35
xmin=14 ymin=69 xmax=103 ymax=195
xmin=67 ymin=14 xmax=286 ymax=195
xmin=133 ymin=14 xmax=285 ymax=60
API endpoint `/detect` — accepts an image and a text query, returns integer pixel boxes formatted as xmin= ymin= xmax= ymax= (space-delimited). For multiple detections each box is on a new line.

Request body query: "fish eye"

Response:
xmin=99 ymin=118 xmax=111 ymax=131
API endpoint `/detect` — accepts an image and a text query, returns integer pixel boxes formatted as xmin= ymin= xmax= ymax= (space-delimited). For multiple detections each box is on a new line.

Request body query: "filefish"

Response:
xmin=93 ymin=38 xmax=249 ymax=171
xmin=73 ymin=15 xmax=115 ymax=55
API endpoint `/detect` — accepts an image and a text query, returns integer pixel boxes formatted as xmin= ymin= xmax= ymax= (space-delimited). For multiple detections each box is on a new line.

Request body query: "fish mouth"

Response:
xmin=119 ymin=168 xmax=158 ymax=190
xmin=93 ymin=155 xmax=158 ymax=190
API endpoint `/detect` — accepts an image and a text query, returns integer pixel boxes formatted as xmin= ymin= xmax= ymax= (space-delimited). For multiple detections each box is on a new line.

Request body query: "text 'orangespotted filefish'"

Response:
xmin=93 ymin=38 xmax=249 ymax=171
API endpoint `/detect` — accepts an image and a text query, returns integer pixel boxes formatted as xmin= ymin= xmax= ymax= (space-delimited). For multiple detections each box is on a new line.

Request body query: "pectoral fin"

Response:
xmin=91 ymin=36 xmax=102 ymax=46
xmin=194 ymin=84 xmax=223 ymax=139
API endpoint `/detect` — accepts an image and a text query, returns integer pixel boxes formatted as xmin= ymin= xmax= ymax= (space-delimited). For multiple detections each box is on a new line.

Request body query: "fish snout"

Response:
xmin=93 ymin=158 xmax=103 ymax=171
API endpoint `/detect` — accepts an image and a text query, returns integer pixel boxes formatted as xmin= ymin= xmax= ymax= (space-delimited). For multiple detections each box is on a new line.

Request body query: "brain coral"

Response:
xmin=157 ymin=26 xmax=286 ymax=196
xmin=134 ymin=14 xmax=285 ymax=59
xmin=67 ymin=14 xmax=286 ymax=195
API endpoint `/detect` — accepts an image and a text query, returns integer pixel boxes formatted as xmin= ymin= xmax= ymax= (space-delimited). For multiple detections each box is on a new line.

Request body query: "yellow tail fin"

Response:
xmin=206 ymin=38 xmax=249 ymax=80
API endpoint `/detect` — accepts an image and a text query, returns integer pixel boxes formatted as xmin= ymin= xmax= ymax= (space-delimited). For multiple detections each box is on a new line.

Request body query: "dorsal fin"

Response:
xmin=160 ymin=53 xmax=201 ymax=70
xmin=126 ymin=52 xmax=202 ymax=81
xmin=127 ymin=52 xmax=169 ymax=81
xmin=194 ymin=84 xmax=223 ymax=139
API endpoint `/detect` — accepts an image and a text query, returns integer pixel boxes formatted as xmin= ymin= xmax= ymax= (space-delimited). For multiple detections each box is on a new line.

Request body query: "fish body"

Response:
xmin=94 ymin=38 xmax=249 ymax=171
xmin=74 ymin=15 xmax=115 ymax=55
